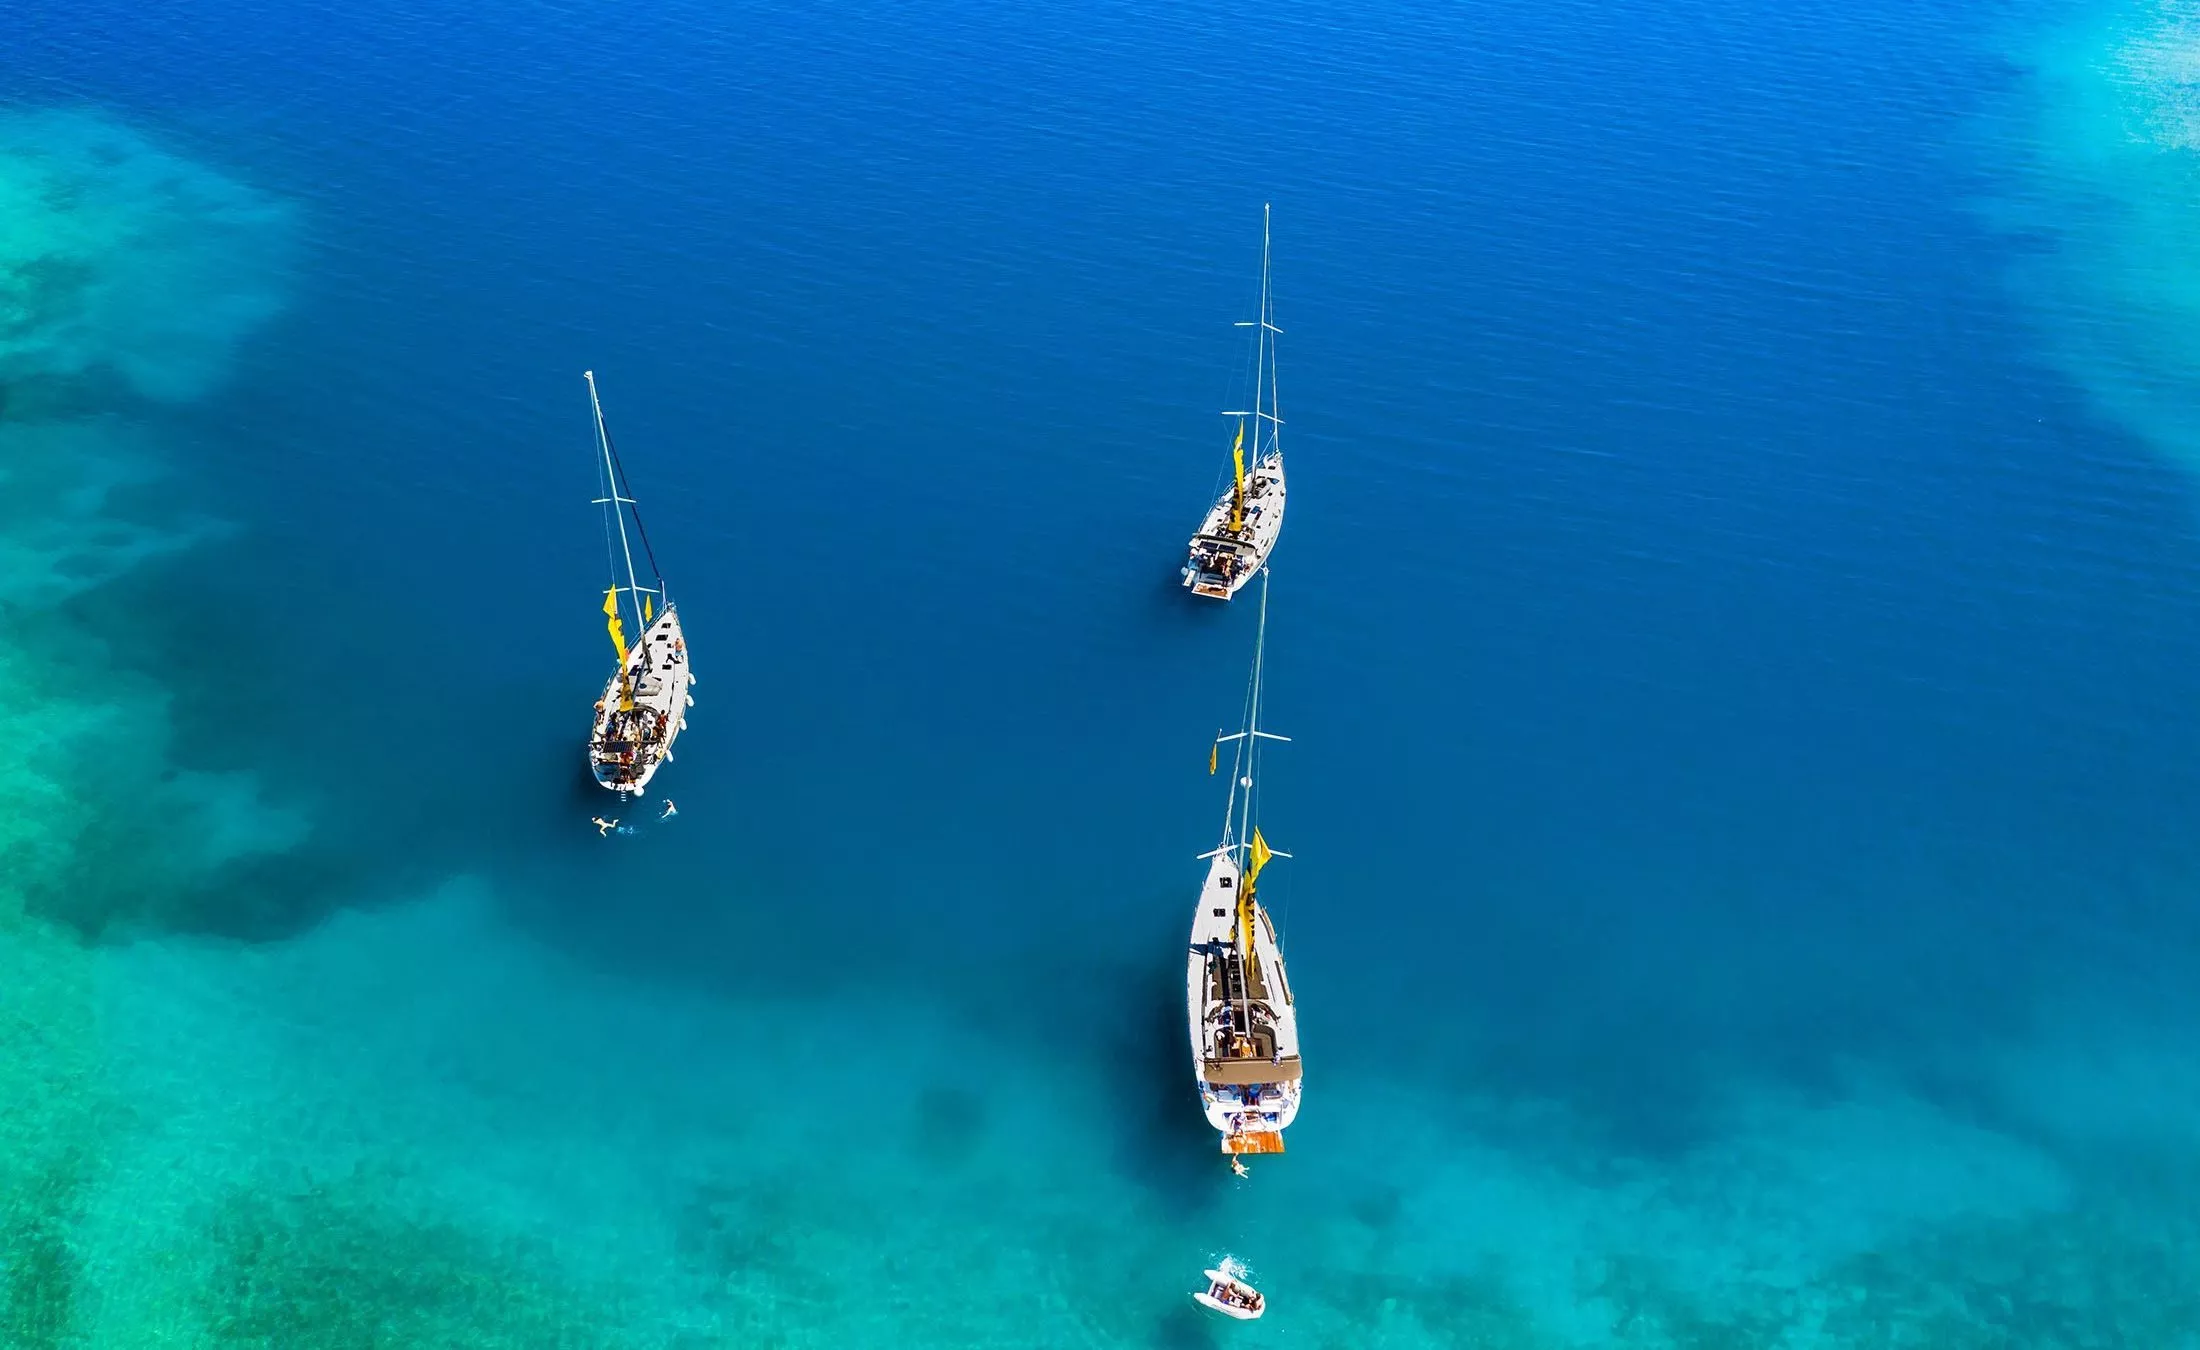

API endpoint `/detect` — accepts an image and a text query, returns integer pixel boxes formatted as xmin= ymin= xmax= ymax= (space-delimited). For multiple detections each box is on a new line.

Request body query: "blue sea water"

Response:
xmin=9 ymin=0 xmax=2200 ymax=1342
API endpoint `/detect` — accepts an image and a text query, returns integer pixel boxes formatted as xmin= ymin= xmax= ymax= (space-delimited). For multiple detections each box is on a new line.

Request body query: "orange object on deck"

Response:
xmin=1223 ymin=1131 xmax=1285 ymax=1156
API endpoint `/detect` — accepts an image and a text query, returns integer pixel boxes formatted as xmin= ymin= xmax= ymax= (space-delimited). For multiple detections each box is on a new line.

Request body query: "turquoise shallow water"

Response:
xmin=8 ymin=0 xmax=2200 ymax=1343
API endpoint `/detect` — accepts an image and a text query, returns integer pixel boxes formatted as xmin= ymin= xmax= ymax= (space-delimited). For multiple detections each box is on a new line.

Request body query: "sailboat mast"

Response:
xmin=1231 ymin=568 xmax=1273 ymax=1048
xmin=1224 ymin=205 xmax=1279 ymax=536
xmin=1253 ymin=205 xmax=1270 ymax=468
xmin=1237 ymin=568 xmax=1269 ymax=867
xmin=1258 ymin=203 xmax=1279 ymax=461
xmin=586 ymin=371 xmax=648 ymax=641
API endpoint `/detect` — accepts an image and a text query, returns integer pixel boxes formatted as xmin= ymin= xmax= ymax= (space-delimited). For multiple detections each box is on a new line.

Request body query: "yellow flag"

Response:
xmin=644 ymin=593 xmax=654 ymax=623
xmin=1209 ymin=740 xmax=1218 ymax=775
xmin=603 ymin=586 xmax=628 ymax=665
xmin=1230 ymin=420 xmax=1248 ymax=533
xmin=1247 ymin=829 xmax=1273 ymax=885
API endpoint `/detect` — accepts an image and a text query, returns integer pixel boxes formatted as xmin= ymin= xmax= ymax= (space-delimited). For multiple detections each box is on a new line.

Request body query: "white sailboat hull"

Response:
xmin=1181 ymin=453 xmax=1285 ymax=599
xmin=1185 ymin=851 xmax=1302 ymax=1154
xmin=588 ymin=605 xmax=693 ymax=795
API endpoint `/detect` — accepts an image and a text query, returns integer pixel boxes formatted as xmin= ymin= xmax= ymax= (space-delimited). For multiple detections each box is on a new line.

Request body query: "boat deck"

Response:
xmin=1205 ymin=945 xmax=1271 ymax=1006
xmin=1186 ymin=849 xmax=1303 ymax=1143
xmin=590 ymin=607 xmax=693 ymax=793
xmin=1182 ymin=455 xmax=1285 ymax=597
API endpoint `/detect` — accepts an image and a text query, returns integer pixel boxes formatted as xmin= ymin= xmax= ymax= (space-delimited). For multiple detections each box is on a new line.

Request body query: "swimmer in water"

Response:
xmin=1230 ymin=1156 xmax=1250 ymax=1179
xmin=660 ymin=799 xmax=677 ymax=819
xmin=591 ymin=816 xmax=617 ymax=837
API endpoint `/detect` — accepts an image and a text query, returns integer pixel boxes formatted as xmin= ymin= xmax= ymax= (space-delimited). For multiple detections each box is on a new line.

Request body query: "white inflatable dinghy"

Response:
xmin=1192 ymin=1267 xmax=1265 ymax=1320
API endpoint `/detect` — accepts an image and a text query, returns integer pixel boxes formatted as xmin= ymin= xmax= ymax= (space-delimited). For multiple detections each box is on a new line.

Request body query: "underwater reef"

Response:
xmin=0 ymin=107 xmax=293 ymax=406
xmin=1982 ymin=1 xmax=2200 ymax=492
xmin=0 ymin=108 xmax=324 ymax=943
xmin=0 ymin=94 xmax=2196 ymax=1348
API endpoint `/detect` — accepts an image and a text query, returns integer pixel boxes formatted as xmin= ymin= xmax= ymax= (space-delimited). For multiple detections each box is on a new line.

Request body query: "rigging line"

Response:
xmin=1268 ymin=266 xmax=1280 ymax=447
xmin=1219 ymin=705 xmax=1248 ymax=845
xmin=1227 ymin=278 xmax=1263 ymax=488
xmin=1259 ymin=203 xmax=1280 ymax=461
xmin=1215 ymin=584 xmax=1275 ymax=856
xmin=1227 ymin=231 xmax=1274 ymax=475
xmin=1227 ymin=278 xmax=1258 ymax=407
xmin=1227 ymin=298 xmax=1261 ymax=434
xmin=1205 ymin=213 xmax=1269 ymax=514
xmin=597 ymin=431 xmax=619 ymax=588
xmin=593 ymin=387 xmax=626 ymax=599
xmin=601 ymin=418 xmax=667 ymax=594
xmin=587 ymin=372 xmax=649 ymax=666
xmin=1212 ymin=256 xmax=1261 ymax=432
xmin=1233 ymin=571 xmax=1272 ymax=1050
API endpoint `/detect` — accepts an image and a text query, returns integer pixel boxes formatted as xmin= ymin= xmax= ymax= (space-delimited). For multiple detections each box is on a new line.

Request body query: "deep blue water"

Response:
xmin=13 ymin=0 xmax=2200 ymax=1339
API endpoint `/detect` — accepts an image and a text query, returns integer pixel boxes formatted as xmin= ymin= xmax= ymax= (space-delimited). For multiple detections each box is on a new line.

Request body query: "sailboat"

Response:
xmin=1181 ymin=205 xmax=1287 ymax=600
xmin=583 ymin=370 xmax=695 ymax=796
xmin=1186 ymin=567 xmax=1301 ymax=1157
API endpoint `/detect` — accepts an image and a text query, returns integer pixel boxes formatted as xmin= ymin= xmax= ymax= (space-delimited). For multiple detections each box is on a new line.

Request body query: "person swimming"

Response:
xmin=1230 ymin=1156 xmax=1250 ymax=1179
xmin=591 ymin=816 xmax=618 ymax=837
xmin=660 ymin=799 xmax=677 ymax=819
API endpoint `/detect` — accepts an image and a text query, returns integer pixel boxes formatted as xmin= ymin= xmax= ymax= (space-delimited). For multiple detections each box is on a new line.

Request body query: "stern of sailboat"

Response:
xmin=1222 ymin=1131 xmax=1285 ymax=1156
xmin=1183 ymin=533 xmax=1258 ymax=599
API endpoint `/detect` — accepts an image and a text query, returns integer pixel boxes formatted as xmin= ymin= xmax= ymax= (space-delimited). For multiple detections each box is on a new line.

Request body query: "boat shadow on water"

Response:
xmin=1093 ymin=940 xmax=1244 ymax=1220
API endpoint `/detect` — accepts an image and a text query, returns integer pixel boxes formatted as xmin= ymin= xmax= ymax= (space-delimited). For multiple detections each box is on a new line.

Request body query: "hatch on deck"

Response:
xmin=1202 ymin=1056 xmax=1301 ymax=1085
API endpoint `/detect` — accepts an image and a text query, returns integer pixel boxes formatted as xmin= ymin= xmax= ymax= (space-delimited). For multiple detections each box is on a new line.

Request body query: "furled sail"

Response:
xmin=604 ymin=586 xmax=627 ymax=665
xmin=1238 ymin=828 xmax=1273 ymax=957
xmin=1230 ymin=420 xmax=1247 ymax=533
